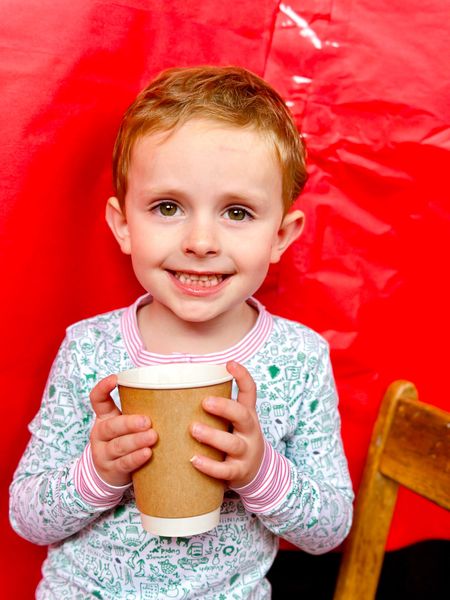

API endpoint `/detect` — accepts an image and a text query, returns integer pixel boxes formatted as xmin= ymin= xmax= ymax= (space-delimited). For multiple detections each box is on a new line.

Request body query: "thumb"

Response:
xmin=89 ymin=374 xmax=120 ymax=420
xmin=226 ymin=361 xmax=256 ymax=409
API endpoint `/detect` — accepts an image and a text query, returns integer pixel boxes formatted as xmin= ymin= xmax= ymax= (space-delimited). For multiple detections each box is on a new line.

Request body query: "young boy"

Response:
xmin=10 ymin=66 xmax=353 ymax=599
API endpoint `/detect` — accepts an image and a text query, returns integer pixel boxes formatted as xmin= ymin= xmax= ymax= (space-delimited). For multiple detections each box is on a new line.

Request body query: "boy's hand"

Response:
xmin=89 ymin=374 xmax=158 ymax=487
xmin=190 ymin=361 xmax=264 ymax=489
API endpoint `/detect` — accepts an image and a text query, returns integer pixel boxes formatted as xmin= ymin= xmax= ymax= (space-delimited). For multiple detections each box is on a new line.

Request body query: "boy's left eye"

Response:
xmin=224 ymin=207 xmax=251 ymax=221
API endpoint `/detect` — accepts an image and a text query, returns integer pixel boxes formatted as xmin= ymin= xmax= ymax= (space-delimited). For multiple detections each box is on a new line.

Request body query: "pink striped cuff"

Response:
xmin=73 ymin=443 xmax=131 ymax=508
xmin=232 ymin=440 xmax=292 ymax=513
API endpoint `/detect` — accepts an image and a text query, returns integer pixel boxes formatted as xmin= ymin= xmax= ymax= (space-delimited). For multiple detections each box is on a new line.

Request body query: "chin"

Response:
xmin=180 ymin=311 xmax=217 ymax=324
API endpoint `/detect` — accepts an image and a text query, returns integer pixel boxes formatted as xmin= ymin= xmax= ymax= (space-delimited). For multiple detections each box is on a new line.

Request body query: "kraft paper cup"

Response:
xmin=117 ymin=364 xmax=233 ymax=537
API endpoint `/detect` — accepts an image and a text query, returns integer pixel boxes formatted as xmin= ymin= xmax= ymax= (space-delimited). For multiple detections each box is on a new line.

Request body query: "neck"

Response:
xmin=137 ymin=299 xmax=258 ymax=355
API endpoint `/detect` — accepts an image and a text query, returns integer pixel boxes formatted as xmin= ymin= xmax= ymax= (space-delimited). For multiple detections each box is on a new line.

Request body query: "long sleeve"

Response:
xmin=9 ymin=329 xmax=123 ymax=545
xmin=9 ymin=301 xmax=353 ymax=598
xmin=238 ymin=332 xmax=354 ymax=554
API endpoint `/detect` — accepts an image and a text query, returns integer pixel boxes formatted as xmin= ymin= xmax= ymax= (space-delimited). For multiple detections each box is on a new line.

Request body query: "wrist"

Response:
xmin=73 ymin=443 xmax=131 ymax=508
xmin=230 ymin=439 xmax=291 ymax=513
xmin=230 ymin=438 xmax=266 ymax=490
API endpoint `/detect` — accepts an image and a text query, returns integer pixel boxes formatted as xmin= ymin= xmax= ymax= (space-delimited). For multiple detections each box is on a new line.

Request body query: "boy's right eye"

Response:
xmin=153 ymin=202 xmax=181 ymax=217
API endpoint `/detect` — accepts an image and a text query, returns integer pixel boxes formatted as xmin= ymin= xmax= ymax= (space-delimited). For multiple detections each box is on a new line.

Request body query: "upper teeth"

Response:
xmin=174 ymin=272 xmax=224 ymax=286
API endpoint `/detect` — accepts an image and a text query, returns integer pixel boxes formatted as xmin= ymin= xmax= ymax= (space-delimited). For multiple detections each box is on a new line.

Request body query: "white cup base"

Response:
xmin=140 ymin=507 xmax=220 ymax=537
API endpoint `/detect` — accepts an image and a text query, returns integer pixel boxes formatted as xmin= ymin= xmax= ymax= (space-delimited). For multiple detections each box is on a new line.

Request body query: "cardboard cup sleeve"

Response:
xmin=117 ymin=364 xmax=233 ymax=536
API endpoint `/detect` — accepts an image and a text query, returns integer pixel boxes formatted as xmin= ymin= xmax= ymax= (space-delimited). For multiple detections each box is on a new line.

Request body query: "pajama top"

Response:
xmin=10 ymin=294 xmax=353 ymax=599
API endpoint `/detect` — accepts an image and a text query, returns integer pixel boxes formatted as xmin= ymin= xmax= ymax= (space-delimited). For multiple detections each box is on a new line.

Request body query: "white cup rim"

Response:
xmin=117 ymin=363 xmax=233 ymax=389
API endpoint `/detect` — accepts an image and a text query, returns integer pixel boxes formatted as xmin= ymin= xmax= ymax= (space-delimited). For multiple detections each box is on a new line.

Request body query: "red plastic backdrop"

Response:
xmin=1 ymin=0 xmax=449 ymax=594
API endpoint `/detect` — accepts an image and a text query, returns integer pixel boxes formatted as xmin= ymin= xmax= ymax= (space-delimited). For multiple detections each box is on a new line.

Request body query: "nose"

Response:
xmin=182 ymin=217 xmax=220 ymax=257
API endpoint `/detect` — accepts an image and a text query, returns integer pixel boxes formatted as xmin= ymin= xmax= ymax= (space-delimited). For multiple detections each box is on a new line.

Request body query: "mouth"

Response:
xmin=169 ymin=270 xmax=230 ymax=288
xmin=166 ymin=269 xmax=232 ymax=296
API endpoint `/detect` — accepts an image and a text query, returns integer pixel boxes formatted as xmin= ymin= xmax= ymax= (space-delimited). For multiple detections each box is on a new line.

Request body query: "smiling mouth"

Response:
xmin=169 ymin=271 xmax=230 ymax=288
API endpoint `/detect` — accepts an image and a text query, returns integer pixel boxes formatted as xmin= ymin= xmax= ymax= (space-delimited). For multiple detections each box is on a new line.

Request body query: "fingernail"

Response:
xmin=192 ymin=424 xmax=202 ymax=437
xmin=190 ymin=455 xmax=200 ymax=465
xmin=204 ymin=397 xmax=214 ymax=409
xmin=140 ymin=416 xmax=149 ymax=428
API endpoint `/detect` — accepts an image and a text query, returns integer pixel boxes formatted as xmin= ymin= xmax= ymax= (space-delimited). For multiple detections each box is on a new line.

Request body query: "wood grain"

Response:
xmin=380 ymin=398 xmax=450 ymax=510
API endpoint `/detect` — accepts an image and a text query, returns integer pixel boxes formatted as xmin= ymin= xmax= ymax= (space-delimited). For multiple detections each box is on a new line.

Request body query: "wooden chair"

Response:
xmin=333 ymin=380 xmax=450 ymax=600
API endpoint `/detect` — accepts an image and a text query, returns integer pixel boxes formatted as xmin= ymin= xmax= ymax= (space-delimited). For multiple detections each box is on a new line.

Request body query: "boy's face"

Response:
xmin=107 ymin=119 xmax=304 ymax=326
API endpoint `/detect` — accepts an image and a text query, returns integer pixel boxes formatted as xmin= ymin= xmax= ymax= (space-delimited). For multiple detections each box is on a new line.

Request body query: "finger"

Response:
xmin=191 ymin=423 xmax=245 ymax=456
xmin=102 ymin=448 xmax=152 ymax=485
xmin=190 ymin=454 xmax=235 ymax=482
xmin=90 ymin=374 xmax=120 ymax=420
xmin=97 ymin=413 xmax=152 ymax=443
xmin=106 ymin=429 xmax=157 ymax=461
xmin=114 ymin=447 xmax=153 ymax=476
xmin=226 ymin=361 xmax=257 ymax=409
xmin=202 ymin=396 xmax=254 ymax=433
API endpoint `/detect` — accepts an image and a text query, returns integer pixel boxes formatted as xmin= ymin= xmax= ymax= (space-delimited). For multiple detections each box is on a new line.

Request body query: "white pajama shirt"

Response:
xmin=10 ymin=294 xmax=353 ymax=599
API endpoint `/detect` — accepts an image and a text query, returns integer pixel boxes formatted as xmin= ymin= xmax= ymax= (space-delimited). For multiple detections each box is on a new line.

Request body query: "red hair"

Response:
xmin=113 ymin=66 xmax=307 ymax=211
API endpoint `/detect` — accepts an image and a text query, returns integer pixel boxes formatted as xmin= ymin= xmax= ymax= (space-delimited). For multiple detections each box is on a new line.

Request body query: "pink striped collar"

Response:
xmin=120 ymin=293 xmax=273 ymax=366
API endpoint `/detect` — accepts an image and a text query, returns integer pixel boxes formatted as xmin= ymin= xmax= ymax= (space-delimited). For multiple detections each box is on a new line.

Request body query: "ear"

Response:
xmin=105 ymin=197 xmax=131 ymax=255
xmin=270 ymin=209 xmax=305 ymax=264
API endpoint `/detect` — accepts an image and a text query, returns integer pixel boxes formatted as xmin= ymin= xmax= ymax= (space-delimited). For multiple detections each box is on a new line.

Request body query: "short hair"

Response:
xmin=112 ymin=66 xmax=307 ymax=211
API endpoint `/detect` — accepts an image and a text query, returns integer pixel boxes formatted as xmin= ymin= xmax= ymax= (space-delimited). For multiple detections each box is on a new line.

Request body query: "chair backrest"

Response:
xmin=333 ymin=380 xmax=450 ymax=600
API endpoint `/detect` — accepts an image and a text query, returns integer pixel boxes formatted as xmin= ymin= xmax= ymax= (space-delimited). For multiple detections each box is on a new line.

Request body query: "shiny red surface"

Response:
xmin=1 ymin=1 xmax=449 ymax=595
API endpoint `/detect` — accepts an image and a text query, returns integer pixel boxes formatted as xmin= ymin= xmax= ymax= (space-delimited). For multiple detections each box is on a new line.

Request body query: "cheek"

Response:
xmin=129 ymin=228 xmax=169 ymax=254
xmin=231 ymin=231 xmax=277 ymax=268
xmin=240 ymin=245 xmax=274 ymax=276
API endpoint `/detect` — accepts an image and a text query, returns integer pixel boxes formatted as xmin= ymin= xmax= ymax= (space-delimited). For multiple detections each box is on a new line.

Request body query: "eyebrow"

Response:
xmin=141 ymin=186 xmax=268 ymax=206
